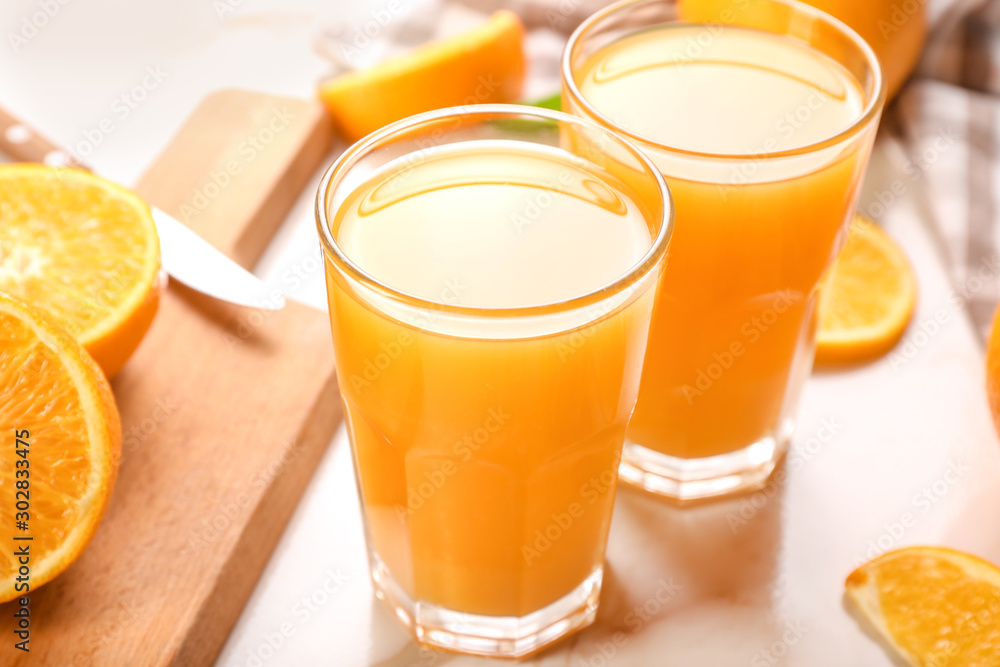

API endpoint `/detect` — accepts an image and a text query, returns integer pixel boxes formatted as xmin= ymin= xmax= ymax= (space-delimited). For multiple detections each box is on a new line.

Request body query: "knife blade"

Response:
xmin=151 ymin=207 xmax=284 ymax=309
xmin=0 ymin=104 xmax=284 ymax=311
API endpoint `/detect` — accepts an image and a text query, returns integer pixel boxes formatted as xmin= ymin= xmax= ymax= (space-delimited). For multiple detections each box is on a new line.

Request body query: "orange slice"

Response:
xmin=0 ymin=292 xmax=121 ymax=601
xmin=318 ymin=10 xmax=525 ymax=143
xmin=815 ymin=215 xmax=917 ymax=364
xmin=0 ymin=164 xmax=161 ymax=378
xmin=846 ymin=546 xmax=1000 ymax=666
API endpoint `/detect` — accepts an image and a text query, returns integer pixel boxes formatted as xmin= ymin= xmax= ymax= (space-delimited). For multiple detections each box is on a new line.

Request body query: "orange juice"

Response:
xmin=565 ymin=17 xmax=882 ymax=499
xmin=320 ymin=126 xmax=668 ymax=653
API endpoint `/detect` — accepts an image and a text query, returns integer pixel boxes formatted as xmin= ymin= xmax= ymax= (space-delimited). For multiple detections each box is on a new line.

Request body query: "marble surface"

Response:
xmin=3 ymin=0 xmax=998 ymax=664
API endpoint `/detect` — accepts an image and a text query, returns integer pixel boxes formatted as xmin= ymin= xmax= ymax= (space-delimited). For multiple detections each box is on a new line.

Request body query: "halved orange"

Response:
xmin=0 ymin=292 xmax=122 ymax=601
xmin=318 ymin=10 xmax=525 ymax=143
xmin=816 ymin=215 xmax=917 ymax=364
xmin=0 ymin=164 xmax=161 ymax=378
xmin=846 ymin=546 xmax=1000 ymax=666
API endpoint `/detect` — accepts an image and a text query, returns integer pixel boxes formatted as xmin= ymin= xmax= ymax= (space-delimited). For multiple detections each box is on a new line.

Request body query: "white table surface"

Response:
xmin=3 ymin=1 xmax=998 ymax=665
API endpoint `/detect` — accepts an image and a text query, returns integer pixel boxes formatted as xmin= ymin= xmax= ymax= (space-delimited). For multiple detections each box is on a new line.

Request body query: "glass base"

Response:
xmin=619 ymin=420 xmax=793 ymax=503
xmin=370 ymin=552 xmax=602 ymax=659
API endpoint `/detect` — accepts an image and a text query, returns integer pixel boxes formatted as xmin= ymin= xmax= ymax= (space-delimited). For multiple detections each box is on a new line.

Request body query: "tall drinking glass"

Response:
xmin=316 ymin=105 xmax=672 ymax=657
xmin=563 ymin=0 xmax=886 ymax=501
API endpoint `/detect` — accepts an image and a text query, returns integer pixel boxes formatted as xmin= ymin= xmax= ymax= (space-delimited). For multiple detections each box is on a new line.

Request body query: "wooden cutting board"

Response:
xmin=0 ymin=89 xmax=341 ymax=666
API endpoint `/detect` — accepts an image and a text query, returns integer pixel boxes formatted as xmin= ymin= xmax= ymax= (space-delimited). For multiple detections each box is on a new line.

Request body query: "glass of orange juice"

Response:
xmin=563 ymin=0 xmax=886 ymax=501
xmin=316 ymin=105 xmax=672 ymax=657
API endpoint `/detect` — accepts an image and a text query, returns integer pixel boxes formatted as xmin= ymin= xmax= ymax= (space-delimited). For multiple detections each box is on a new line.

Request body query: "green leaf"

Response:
xmin=521 ymin=92 xmax=562 ymax=111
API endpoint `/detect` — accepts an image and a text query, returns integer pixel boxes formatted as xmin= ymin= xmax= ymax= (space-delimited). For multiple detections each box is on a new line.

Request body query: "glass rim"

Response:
xmin=315 ymin=103 xmax=674 ymax=319
xmin=561 ymin=0 xmax=887 ymax=162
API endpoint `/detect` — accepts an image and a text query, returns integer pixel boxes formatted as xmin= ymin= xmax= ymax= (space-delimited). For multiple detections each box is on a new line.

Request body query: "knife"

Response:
xmin=0 ymin=105 xmax=284 ymax=311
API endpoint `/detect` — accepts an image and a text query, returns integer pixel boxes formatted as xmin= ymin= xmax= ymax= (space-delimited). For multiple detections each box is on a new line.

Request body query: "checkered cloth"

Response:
xmin=892 ymin=0 xmax=1000 ymax=341
xmin=317 ymin=0 xmax=1000 ymax=340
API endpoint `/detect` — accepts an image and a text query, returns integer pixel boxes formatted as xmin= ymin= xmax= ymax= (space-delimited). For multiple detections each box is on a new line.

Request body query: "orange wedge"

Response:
xmin=846 ymin=546 xmax=1000 ymax=666
xmin=985 ymin=306 xmax=1000 ymax=439
xmin=815 ymin=215 xmax=917 ymax=364
xmin=0 ymin=164 xmax=161 ymax=378
xmin=0 ymin=292 xmax=121 ymax=601
xmin=319 ymin=10 xmax=525 ymax=143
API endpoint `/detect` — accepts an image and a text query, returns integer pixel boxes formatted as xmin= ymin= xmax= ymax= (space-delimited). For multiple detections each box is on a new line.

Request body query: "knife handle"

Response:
xmin=0 ymin=104 xmax=88 ymax=169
